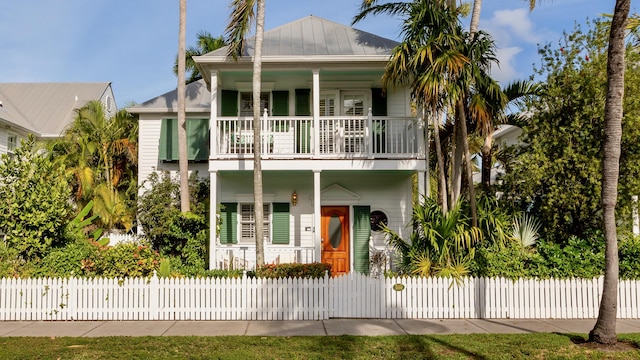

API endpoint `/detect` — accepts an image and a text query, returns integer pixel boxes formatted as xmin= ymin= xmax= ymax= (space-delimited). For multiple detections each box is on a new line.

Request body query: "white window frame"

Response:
xmin=319 ymin=91 xmax=338 ymax=116
xmin=341 ymin=91 xmax=369 ymax=116
xmin=7 ymin=133 xmax=17 ymax=155
xmin=239 ymin=203 xmax=271 ymax=244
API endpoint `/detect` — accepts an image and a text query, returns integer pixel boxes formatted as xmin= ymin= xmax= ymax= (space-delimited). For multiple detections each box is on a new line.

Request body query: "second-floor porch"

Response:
xmin=212 ymin=109 xmax=425 ymax=160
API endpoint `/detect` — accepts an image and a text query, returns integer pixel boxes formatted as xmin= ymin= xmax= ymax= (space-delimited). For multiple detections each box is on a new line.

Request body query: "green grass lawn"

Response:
xmin=1 ymin=333 xmax=640 ymax=359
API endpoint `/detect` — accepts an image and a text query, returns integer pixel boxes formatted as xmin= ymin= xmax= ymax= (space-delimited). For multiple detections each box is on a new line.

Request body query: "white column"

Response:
xmin=313 ymin=170 xmax=322 ymax=262
xmin=210 ymin=70 xmax=219 ymax=158
xmin=633 ymin=195 xmax=639 ymax=236
xmin=312 ymin=69 xmax=320 ymax=157
xmin=209 ymin=170 xmax=219 ymax=269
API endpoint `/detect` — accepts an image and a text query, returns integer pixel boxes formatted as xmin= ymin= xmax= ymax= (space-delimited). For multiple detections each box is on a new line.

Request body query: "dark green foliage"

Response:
xmin=36 ymin=240 xmax=102 ymax=278
xmin=619 ymin=236 xmax=640 ymax=280
xmin=252 ymin=263 xmax=331 ymax=279
xmin=0 ymin=136 xmax=72 ymax=260
xmin=500 ymin=19 xmax=640 ymax=242
xmin=535 ymin=233 xmax=605 ymax=278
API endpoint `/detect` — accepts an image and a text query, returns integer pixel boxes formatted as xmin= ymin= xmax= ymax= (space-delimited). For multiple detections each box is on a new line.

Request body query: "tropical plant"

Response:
xmin=50 ymin=100 xmax=138 ymax=231
xmin=225 ymin=0 xmax=266 ymax=266
xmin=384 ymin=197 xmax=482 ymax=279
xmin=511 ymin=213 xmax=541 ymax=248
xmin=174 ymin=30 xmax=226 ymax=83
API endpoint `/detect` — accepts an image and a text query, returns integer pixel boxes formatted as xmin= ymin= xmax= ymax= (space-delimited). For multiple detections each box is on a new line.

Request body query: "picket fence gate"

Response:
xmin=1 ymin=273 xmax=640 ymax=321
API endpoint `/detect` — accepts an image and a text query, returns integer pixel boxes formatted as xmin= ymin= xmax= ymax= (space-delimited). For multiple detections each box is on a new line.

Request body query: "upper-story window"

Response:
xmin=7 ymin=134 xmax=17 ymax=155
xmin=319 ymin=93 xmax=336 ymax=116
xmin=342 ymin=93 xmax=366 ymax=116
xmin=240 ymin=92 xmax=270 ymax=116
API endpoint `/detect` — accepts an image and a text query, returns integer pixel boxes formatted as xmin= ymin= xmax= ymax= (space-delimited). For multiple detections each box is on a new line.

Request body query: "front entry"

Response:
xmin=321 ymin=206 xmax=350 ymax=276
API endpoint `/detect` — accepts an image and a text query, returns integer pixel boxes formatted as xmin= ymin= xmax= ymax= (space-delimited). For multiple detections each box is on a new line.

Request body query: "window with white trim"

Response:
xmin=7 ymin=134 xmax=17 ymax=155
xmin=319 ymin=93 xmax=336 ymax=116
xmin=239 ymin=203 xmax=270 ymax=243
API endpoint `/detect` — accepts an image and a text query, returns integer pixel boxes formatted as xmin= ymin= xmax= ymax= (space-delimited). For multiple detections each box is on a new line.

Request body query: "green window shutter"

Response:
xmin=219 ymin=203 xmax=238 ymax=244
xmin=187 ymin=118 xmax=209 ymax=161
xmin=371 ymin=88 xmax=387 ymax=116
xmin=221 ymin=90 xmax=238 ymax=116
xmin=353 ymin=206 xmax=371 ymax=275
xmin=271 ymin=203 xmax=290 ymax=244
xmin=295 ymin=89 xmax=311 ymax=116
xmin=271 ymin=91 xmax=289 ymax=116
xmin=159 ymin=118 xmax=179 ymax=161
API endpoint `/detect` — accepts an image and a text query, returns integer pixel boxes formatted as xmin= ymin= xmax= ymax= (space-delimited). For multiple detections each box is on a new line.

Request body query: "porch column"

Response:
xmin=209 ymin=170 xmax=219 ymax=269
xmin=210 ymin=70 xmax=219 ymax=158
xmin=312 ymin=69 xmax=320 ymax=157
xmin=313 ymin=170 xmax=322 ymax=262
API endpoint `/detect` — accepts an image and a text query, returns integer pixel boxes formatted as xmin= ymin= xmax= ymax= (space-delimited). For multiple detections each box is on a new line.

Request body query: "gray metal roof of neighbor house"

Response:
xmin=202 ymin=15 xmax=398 ymax=58
xmin=127 ymin=79 xmax=210 ymax=113
xmin=0 ymin=82 xmax=112 ymax=137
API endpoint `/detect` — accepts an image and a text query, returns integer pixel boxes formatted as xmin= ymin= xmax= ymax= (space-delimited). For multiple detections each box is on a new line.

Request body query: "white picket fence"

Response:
xmin=1 ymin=273 xmax=639 ymax=321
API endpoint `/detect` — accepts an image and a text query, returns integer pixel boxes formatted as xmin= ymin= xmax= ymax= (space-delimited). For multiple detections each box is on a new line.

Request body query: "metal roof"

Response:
xmin=0 ymin=82 xmax=112 ymax=137
xmin=204 ymin=15 xmax=398 ymax=58
xmin=127 ymin=79 xmax=210 ymax=113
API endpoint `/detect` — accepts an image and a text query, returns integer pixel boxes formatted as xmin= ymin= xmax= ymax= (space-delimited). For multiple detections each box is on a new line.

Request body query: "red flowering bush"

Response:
xmin=96 ymin=242 xmax=160 ymax=278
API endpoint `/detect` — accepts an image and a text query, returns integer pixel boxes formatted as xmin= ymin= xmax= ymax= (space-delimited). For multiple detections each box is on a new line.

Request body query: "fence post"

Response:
xmin=149 ymin=271 xmax=159 ymax=320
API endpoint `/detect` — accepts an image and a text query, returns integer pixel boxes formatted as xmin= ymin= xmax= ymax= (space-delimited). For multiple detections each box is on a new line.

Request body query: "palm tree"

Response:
xmin=51 ymin=101 xmax=138 ymax=230
xmin=354 ymin=0 xmax=465 ymax=213
xmin=177 ymin=0 xmax=190 ymax=213
xmin=226 ymin=0 xmax=266 ymax=266
xmin=589 ymin=0 xmax=630 ymax=345
xmin=174 ymin=31 xmax=226 ymax=84
xmin=477 ymin=80 xmax=539 ymax=188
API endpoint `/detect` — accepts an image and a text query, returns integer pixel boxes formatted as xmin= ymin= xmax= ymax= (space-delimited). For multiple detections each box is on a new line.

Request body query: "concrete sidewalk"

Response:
xmin=2 ymin=319 xmax=640 ymax=337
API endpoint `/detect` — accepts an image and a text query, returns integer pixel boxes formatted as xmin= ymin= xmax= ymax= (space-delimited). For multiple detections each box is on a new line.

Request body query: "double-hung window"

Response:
xmin=7 ymin=134 xmax=17 ymax=157
xmin=239 ymin=204 xmax=270 ymax=243
xmin=240 ymin=92 xmax=270 ymax=116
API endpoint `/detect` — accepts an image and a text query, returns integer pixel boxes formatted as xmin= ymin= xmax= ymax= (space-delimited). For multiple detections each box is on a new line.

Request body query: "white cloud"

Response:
xmin=491 ymin=46 xmax=523 ymax=85
xmin=489 ymin=8 xmax=542 ymax=45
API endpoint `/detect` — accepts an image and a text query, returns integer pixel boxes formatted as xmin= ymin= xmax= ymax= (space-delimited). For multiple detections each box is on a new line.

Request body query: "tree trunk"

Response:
xmin=450 ymin=122 xmax=463 ymax=206
xmin=432 ymin=107 xmax=448 ymax=213
xmin=177 ymin=0 xmax=190 ymax=213
xmin=469 ymin=0 xmax=482 ymax=34
xmin=481 ymin=128 xmax=493 ymax=189
xmin=456 ymin=99 xmax=477 ymax=227
xmin=252 ymin=0 xmax=266 ymax=267
xmin=589 ymin=0 xmax=629 ymax=345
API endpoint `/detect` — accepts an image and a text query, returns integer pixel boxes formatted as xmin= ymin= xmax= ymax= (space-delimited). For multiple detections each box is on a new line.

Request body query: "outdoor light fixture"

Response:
xmin=291 ymin=191 xmax=298 ymax=206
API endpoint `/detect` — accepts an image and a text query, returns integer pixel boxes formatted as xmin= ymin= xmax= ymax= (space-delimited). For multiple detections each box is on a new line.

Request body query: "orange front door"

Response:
xmin=321 ymin=206 xmax=350 ymax=276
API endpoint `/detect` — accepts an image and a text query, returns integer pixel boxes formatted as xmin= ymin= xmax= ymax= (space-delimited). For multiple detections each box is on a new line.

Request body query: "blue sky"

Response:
xmin=0 ymin=1 xmax=624 ymax=106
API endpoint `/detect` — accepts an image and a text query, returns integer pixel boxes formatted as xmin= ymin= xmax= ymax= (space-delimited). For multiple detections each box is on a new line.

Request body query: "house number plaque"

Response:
xmin=392 ymin=283 xmax=405 ymax=291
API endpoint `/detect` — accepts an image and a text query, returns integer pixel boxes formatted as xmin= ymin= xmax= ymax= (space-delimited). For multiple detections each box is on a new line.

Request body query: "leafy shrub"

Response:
xmin=472 ymin=242 xmax=545 ymax=279
xmin=252 ymin=263 xmax=331 ymax=279
xmin=535 ymin=233 xmax=605 ymax=278
xmin=620 ymin=236 xmax=640 ymax=280
xmin=96 ymin=242 xmax=160 ymax=278
xmin=0 ymin=136 xmax=72 ymax=260
xmin=36 ymin=240 xmax=102 ymax=278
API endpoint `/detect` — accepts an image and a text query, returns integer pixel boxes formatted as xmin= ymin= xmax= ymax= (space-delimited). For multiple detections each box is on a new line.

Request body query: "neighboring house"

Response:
xmin=129 ymin=16 xmax=427 ymax=275
xmin=0 ymin=82 xmax=116 ymax=156
xmin=472 ymin=124 xmax=524 ymax=185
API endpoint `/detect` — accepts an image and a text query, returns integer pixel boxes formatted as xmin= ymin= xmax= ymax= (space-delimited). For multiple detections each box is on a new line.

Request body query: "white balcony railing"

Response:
xmin=215 ymin=110 xmax=422 ymax=158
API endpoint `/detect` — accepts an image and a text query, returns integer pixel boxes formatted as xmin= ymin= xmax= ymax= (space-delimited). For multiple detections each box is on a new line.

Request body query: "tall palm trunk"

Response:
xmin=177 ymin=0 xmax=190 ymax=212
xmin=456 ymin=99 xmax=477 ymax=227
xmin=432 ymin=106 xmax=448 ymax=213
xmin=481 ymin=129 xmax=493 ymax=189
xmin=589 ymin=0 xmax=629 ymax=345
xmin=252 ymin=0 xmax=266 ymax=266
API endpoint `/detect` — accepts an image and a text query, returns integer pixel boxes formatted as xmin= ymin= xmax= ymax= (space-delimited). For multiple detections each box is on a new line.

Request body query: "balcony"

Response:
xmin=214 ymin=111 xmax=423 ymax=160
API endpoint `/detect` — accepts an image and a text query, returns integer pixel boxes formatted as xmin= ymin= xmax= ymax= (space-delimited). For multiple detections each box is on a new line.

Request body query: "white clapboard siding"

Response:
xmin=2 ymin=275 xmax=639 ymax=321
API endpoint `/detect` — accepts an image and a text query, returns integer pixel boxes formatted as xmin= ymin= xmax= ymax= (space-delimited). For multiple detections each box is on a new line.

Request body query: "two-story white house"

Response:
xmin=130 ymin=16 xmax=427 ymax=275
